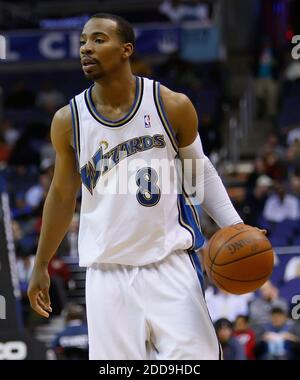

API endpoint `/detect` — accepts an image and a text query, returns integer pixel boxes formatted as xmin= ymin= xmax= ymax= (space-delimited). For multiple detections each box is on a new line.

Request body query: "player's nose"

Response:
xmin=80 ymin=40 xmax=94 ymax=55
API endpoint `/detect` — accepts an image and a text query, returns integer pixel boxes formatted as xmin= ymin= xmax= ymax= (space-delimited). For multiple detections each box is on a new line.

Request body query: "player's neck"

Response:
xmin=93 ymin=67 xmax=136 ymax=108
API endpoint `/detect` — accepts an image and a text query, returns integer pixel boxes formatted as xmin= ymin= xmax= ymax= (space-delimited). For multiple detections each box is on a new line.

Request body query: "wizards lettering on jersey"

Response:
xmin=81 ymin=134 xmax=166 ymax=194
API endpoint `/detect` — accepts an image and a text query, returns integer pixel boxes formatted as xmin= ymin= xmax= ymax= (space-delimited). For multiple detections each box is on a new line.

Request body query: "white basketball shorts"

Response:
xmin=85 ymin=250 xmax=221 ymax=360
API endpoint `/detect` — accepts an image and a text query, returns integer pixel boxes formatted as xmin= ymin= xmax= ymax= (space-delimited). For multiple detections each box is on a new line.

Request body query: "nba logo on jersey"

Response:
xmin=144 ymin=114 xmax=151 ymax=128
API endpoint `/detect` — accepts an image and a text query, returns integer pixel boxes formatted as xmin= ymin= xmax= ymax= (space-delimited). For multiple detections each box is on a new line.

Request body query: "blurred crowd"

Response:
xmin=206 ymin=281 xmax=300 ymax=360
xmin=0 ymin=1 xmax=215 ymax=29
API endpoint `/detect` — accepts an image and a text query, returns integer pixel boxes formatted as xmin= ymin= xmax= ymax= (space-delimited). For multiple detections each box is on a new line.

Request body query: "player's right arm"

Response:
xmin=27 ymin=105 xmax=81 ymax=318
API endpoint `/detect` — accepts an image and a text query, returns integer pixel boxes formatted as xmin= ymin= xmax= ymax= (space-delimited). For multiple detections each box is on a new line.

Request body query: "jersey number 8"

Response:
xmin=135 ymin=167 xmax=161 ymax=207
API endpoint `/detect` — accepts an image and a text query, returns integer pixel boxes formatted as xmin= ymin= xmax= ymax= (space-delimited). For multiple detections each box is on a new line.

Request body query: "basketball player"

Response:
xmin=28 ymin=14 xmax=245 ymax=360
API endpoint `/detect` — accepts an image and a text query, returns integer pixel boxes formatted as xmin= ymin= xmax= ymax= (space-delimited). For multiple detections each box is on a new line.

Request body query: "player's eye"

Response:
xmin=80 ymin=40 xmax=86 ymax=46
xmin=95 ymin=39 xmax=105 ymax=44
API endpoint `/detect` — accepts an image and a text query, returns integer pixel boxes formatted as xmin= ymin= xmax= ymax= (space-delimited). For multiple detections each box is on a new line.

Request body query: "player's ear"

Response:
xmin=122 ymin=43 xmax=134 ymax=59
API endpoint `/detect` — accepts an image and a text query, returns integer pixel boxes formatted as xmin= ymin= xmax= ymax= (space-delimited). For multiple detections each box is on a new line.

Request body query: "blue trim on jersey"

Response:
xmin=70 ymin=98 xmax=80 ymax=170
xmin=178 ymin=193 xmax=205 ymax=250
xmin=156 ymin=82 xmax=178 ymax=143
xmin=181 ymin=187 xmax=201 ymax=227
xmin=189 ymin=250 xmax=205 ymax=293
xmin=153 ymin=81 xmax=178 ymax=153
xmin=85 ymin=76 xmax=143 ymax=127
xmin=188 ymin=251 xmax=222 ymax=359
xmin=177 ymin=196 xmax=195 ymax=249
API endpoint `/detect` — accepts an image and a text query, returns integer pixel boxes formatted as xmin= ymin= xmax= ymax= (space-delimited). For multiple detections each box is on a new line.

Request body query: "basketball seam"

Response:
xmin=210 ymin=247 xmax=273 ymax=266
xmin=212 ymin=275 xmax=267 ymax=294
xmin=212 ymin=276 xmax=232 ymax=293
xmin=207 ymin=228 xmax=222 ymax=261
xmin=208 ymin=227 xmax=254 ymax=278
xmin=208 ymin=228 xmax=255 ymax=275
xmin=209 ymin=227 xmax=260 ymax=262
xmin=208 ymin=231 xmax=221 ymax=278
xmin=208 ymin=228 xmax=247 ymax=272
xmin=210 ymin=267 xmax=272 ymax=282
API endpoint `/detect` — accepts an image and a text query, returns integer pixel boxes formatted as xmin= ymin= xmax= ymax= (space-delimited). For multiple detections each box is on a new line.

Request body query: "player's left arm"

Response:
xmin=160 ymin=85 xmax=243 ymax=228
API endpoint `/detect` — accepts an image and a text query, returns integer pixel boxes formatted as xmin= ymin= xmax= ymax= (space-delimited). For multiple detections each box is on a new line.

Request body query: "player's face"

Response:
xmin=80 ymin=18 xmax=127 ymax=80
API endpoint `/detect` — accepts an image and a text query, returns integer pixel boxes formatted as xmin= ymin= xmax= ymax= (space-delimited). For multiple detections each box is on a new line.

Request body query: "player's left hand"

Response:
xmin=255 ymin=228 xmax=267 ymax=235
xmin=235 ymin=223 xmax=267 ymax=235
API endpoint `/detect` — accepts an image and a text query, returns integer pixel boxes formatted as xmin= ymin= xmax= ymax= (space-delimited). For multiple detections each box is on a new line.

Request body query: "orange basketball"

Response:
xmin=203 ymin=224 xmax=274 ymax=295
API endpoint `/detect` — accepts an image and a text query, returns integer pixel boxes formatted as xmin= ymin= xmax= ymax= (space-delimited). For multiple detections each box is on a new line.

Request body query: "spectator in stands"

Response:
xmin=25 ymin=171 xmax=51 ymax=209
xmin=264 ymin=151 xmax=286 ymax=181
xmin=263 ymin=182 xmax=300 ymax=223
xmin=258 ymin=306 xmax=298 ymax=360
xmin=246 ymin=157 xmax=267 ymax=191
xmin=67 ymin=213 xmax=79 ymax=257
xmin=206 ymin=288 xmax=252 ymax=323
xmin=48 ymin=257 xmax=71 ymax=316
xmin=0 ymin=136 xmax=11 ymax=163
xmin=234 ymin=315 xmax=256 ymax=360
xmin=287 ymin=126 xmax=300 ymax=147
xmin=261 ymin=133 xmax=285 ymax=161
xmin=291 ymin=173 xmax=300 ymax=201
xmin=289 ymin=320 xmax=300 ymax=359
xmin=215 ymin=318 xmax=245 ymax=360
xmin=13 ymin=217 xmax=38 ymax=258
xmin=8 ymin=121 xmax=48 ymax=166
xmin=11 ymin=191 xmax=33 ymax=219
xmin=17 ymin=251 xmax=35 ymax=294
xmin=286 ymin=141 xmax=300 ymax=176
xmin=1 ymin=119 xmax=20 ymax=147
xmin=157 ymin=51 xmax=201 ymax=89
xmin=5 ymin=81 xmax=36 ymax=108
xmin=40 ymin=132 xmax=55 ymax=167
xmin=51 ymin=303 xmax=88 ymax=360
xmin=16 ymin=248 xmax=35 ymax=324
xmin=49 ymin=256 xmax=71 ymax=287
xmin=243 ymin=175 xmax=272 ymax=226
xmin=249 ymin=281 xmax=288 ymax=329
xmin=255 ymin=38 xmax=278 ymax=120
xmin=36 ymin=82 xmax=65 ymax=113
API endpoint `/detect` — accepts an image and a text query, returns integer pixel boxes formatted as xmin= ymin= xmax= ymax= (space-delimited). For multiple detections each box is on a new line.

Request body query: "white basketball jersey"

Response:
xmin=70 ymin=76 xmax=204 ymax=267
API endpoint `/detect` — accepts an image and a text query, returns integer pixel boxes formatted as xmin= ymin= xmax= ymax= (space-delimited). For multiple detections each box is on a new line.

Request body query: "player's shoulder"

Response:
xmin=51 ymin=104 xmax=73 ymax=148
xmin=53 ymin=104 xmax=73 ymax=125
xmin=159 ymin=84 xmax=195 ymax=114
xmin=159 ymin=84 xmax=198 ymax=140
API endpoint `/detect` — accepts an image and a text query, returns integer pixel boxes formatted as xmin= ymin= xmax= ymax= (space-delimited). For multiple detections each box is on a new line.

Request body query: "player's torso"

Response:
xmin=71 ymin=76 xmax=203 ymax=266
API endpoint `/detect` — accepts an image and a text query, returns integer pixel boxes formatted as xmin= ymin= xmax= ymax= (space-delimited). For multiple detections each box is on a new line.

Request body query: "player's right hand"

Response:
xmin=27 ymin=263 xmax=52 ymax=318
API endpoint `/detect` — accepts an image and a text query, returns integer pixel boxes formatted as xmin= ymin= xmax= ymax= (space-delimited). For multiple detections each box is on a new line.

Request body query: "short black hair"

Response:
xmin=235 ymin=315 xmax=249 ymax=323
xmin=271 ymin=307 xmax=286 ymax=315
xmin=214 ymin=318 xmax=232 ymax=331
xmin=90 ymin=13 xmax=136 ymax=50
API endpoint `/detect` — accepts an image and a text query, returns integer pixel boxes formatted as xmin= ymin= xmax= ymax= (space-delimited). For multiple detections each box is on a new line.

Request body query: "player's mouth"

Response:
xmin=81 ymin=57 xmax=98 ymax=71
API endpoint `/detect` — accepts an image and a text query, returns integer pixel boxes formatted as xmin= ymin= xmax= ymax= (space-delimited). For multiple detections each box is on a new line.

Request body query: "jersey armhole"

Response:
xmin=153 ymin=81 xmax=178 ymax=153
xmin=69 ymin=98 xmax=81 ymax=172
